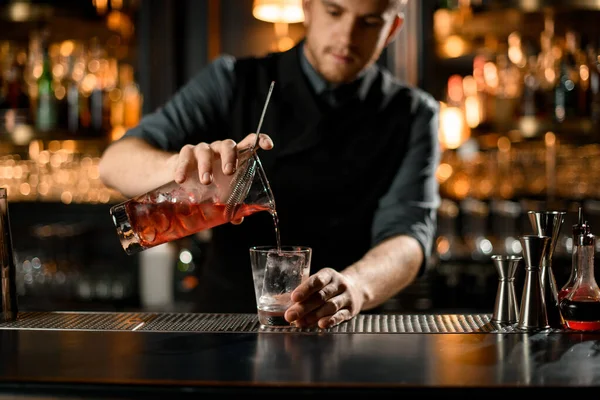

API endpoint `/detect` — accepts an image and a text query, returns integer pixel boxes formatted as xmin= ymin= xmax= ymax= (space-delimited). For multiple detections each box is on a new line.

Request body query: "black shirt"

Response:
xmin=122 ymin=41 xmax=441 ymax=312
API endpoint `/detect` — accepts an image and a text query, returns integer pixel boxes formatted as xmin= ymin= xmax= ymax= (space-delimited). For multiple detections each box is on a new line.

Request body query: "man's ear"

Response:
xmin=302 ymin=0 xmax=312 ymax=28
xmin=385 ymin=15 xmax=404 ymax=45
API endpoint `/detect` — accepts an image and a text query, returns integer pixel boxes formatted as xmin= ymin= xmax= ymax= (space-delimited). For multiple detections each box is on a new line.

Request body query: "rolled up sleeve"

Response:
xmin=371 ymin=94 xmax=441 ymax=273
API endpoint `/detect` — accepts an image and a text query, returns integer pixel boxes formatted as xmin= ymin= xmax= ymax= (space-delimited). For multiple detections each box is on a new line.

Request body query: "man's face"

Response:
xmin=302 ymin=0 xmax=402 ymax=85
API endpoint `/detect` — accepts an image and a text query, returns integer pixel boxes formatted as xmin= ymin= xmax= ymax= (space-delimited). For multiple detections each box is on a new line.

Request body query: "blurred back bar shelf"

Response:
xmin=0 ymin=0 xmax=142 ymax=312
xmin=0 ymin=0 xmax=231 ymax=317
xmin=431 ymin=0 xmax=600 ymax=138
xmin=0 ymin=0 xmax=141 ymax=204
xmin=387 ymin=0 xmax=600 ymax=315
xmin=0 ymin=138 xmax=125 ymax=204
xmin=430 ymin=0 xmax=600 ymax=204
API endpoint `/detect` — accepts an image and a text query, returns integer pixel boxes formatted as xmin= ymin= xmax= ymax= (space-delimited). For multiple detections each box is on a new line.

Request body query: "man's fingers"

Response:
xmin=285 ymin=283 xmax=342 ymax=323
xmin=258 ymin=134 xmax=274 ymax=150
xmin=176 ymin=135 xmax=271 ymax=186
xmin=174 ymin=145 xmax=196 ymax=183
xmin=238 ymin=133 xmax=274 ymax=150
xmin=193 ymin=143 xmax=215 ymax=184
xmin=318 ymin=308 xmax=352 ymax=329
xmin=291 ymin=270 xmax=333 ymax=302
xmin=212 ymin=139 xmax=238 ymax=175
xmin=230 ymin=217 xmax=244 ymax=225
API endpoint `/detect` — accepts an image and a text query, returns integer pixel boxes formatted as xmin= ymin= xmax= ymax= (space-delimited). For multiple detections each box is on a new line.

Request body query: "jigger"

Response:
xmin=518 ymin=235 xmax=551 ymax=331
xmin=527 ymin=211 xmax=565 ymax=328
xmin=491 ymin=255 xmax=522 ymax=325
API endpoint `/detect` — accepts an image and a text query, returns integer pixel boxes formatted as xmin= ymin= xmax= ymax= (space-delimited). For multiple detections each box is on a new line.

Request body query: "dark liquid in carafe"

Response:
xmin=559 ymin=299 xmax=600 ymax=331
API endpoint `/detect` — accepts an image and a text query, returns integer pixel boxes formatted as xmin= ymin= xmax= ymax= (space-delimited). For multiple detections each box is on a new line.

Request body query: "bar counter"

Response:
xmin=0 ymin=312 xmax=599 ymax=398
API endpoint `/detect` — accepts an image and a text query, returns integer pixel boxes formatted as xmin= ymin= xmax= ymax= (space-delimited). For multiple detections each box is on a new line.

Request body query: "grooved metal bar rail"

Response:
xmin=0 ymin=312 xmax=517 ymax=333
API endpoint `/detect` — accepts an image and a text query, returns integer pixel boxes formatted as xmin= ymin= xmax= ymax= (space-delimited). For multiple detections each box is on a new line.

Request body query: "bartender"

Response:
xmin=98 ymin=0 xmax=440 ymax=329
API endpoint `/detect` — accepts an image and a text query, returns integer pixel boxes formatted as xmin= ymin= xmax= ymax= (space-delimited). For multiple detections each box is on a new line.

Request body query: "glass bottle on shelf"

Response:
xmin=559 ymin=223 xmax=600 ymax=332
xmin=4 ymin=47 xmax=30 ymax=111
xmin=555 ymin=30 xmax=581 ymax=124
xmin=536 ymin=13 xmax=557 ymax=120
xmin=55 ymin=49 xmax=81 ymax=135
xmin=494 ymin=50 xmax=520 ymax=133
xmin=66 ymin=54 xmax=81 ymax=133
xmin=577 ymin=42 xmax=594 ymax=118
xmin=590 ymin=40 xmax=600 ymax=128
xmin=520 ymin=56 xmax=540 ymax=119
xmin=36 ymin=37 xmax=57 ymax=133
xmin=88 ymin=38 xmax=105 ymax=136
xmin=120 ymin=64 xmax=141 ymax=129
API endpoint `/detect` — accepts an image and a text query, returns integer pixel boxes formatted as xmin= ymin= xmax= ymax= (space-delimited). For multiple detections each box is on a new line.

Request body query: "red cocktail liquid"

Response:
xmin=126 ymin=200 xmax=271 ymax=248
xmin=559 ymin=298 xmax=600 ymax=331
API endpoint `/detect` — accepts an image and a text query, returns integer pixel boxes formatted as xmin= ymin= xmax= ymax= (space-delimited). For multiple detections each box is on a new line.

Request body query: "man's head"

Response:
xmin=302 ymin=0 xmax=406 ymax=85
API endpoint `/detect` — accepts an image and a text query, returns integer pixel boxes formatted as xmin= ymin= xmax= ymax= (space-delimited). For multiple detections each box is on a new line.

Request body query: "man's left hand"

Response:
xmin=284 ymin=268 xmax=364 ymax=329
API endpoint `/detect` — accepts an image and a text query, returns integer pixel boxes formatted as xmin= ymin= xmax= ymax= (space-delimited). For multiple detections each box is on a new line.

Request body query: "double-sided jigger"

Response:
xmin=491 ymin=255 xmax=522 ymax=325
xmin=518 ymin=235 xmax=551 ymax=331
xmin=527 ymin=211 xmax=565 ymax=329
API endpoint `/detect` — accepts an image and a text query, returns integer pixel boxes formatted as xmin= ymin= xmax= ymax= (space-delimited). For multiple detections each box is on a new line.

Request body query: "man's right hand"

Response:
xmin=171 ymin=133 xmax=274 ymax=225
xmin=172 ymin=133 xmax=274 ymax=185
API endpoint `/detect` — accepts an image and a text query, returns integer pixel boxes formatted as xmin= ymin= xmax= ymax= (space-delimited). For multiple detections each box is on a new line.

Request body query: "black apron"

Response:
xmin=192 ymin=42 xmax=416 ymax=313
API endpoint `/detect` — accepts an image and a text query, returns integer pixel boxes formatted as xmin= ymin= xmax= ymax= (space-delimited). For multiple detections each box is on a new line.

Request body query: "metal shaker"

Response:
xmin=491 ymin=255 xmax=522 ymax=325
xmin=0 ymin=188 xmax=18 ymax=322
xmin=527 ymin=211 xmax=565 ymax=329
xmin=517 ymin=235 xmax=551 ymax=331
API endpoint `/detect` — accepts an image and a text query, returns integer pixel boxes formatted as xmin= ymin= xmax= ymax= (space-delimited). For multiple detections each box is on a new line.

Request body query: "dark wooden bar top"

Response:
xmin=0 ymin=312 xmax=599 ymax=398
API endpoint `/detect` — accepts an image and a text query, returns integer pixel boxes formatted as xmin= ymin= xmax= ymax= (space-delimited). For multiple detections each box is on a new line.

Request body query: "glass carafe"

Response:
xmin=110 ymin=147 xmax=276 ymax=255
xmin=559 ymin=230 xmax=600 ymax=331
xmin=559 ymin=207 xmax=589 ymax=301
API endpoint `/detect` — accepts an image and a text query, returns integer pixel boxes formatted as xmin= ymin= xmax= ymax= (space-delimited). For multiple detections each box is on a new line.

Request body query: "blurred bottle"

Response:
xmin=589 ymin=40 xmax=600 ymax=128
xmin=520 ymin=56 xmax=538 ymax=118
xmin=472 ymin=55 xmax=489 ymax=127
xmin=576 ymin=41 xmax=594 ymax=118
xmin=120 ymin=64 xmax=141 ymax=128
xmin=36 ymin=37 xmax=56 ymax=132
xmin=57 ymin=52 xmax=81 ymax=134
xmin=554 ymin=30 xmax=580 ymax=123
xmin=89 ymin=38 xmax=105 ymax=136
xmin=66 ymin=55 xmax=81 ymax=133
xmin=4 ymin=47 xmax=30 ymax=111
xmin=518 ymin=54 xmax=544 ymax=138
xmin=494 ymin=50 xmax=520 ymax=133
xmin=535 ymin=14 xmax=558 ymax=120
